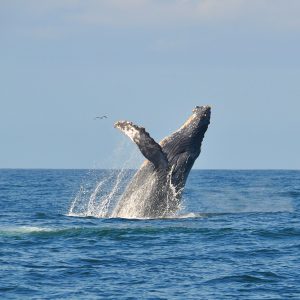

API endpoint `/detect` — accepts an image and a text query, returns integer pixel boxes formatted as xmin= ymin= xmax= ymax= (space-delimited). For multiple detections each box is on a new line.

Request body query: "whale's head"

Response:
xmin=161 ymin=105 xmax=211 ymax=188
xmin=180 ymin=105 xmax=211 ymax=149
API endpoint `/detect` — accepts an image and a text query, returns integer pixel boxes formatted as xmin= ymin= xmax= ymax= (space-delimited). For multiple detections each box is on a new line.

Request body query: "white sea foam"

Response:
xmin=0 ymin=226 xmax=52 ymax=234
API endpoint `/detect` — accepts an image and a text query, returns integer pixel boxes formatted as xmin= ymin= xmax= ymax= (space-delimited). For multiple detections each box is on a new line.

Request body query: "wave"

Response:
xmin=0 ymin=226 xmax=52 ymax=234
xmin=0 ymin=224 xmax=236 ymax=239
xmin=66 ymin=211 xmax=221 ymax=220
xmin=205 ymin=271 xmax=283 ymax=285
xmin=37 ymin=225 xmax=293 ymax=240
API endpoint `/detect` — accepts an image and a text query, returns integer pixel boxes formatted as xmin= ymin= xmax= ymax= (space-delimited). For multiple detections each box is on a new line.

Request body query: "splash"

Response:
xmin=111 ymin=166 xmax=184 ymax=219
xmin=165 ymin=165 xmax=184 ymax=217
xmin=111 ymin=171 xmax=158 ymax=219
xmin=68 ymin=139 xmax=185 ymax=219
xmin=67 ymin=139 xmax=141 ymax=218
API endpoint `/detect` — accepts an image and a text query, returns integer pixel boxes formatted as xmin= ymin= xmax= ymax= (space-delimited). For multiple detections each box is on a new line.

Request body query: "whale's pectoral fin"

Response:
xmin=114 ymin=121 xmax=168 ymax=170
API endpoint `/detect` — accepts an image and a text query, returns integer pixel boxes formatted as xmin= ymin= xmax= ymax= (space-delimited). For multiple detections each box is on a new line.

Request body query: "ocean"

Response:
xmin=0 ymin=169 xmax=299 ymax=299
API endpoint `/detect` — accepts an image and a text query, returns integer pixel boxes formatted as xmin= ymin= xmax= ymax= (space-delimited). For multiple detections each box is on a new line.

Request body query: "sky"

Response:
xmin=1 ymin=0 xmax=299 ymax=169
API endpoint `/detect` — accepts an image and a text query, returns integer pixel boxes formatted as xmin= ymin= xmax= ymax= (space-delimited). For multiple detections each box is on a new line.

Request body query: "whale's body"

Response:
xmin=112 ymin=106 xmax=211 ymax=219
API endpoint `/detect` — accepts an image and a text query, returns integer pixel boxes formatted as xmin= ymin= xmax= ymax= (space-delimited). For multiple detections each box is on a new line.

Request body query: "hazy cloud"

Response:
xmin=69 ymin=0 xmax=243 ymax=26
xmin=3 ymin=0 xmax=300 ymax=30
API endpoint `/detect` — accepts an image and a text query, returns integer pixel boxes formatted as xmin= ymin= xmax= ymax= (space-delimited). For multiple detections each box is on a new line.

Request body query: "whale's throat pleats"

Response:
xmin=114 ymin=121 xmax=168 ymax=170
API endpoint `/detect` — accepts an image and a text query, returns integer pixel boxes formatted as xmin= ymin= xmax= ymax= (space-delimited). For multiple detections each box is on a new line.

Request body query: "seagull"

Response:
xmin=94 ymin=115 xmax=108 ymax=120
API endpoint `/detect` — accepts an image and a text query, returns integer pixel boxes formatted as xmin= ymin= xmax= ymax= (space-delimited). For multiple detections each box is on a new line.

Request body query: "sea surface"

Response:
xmin=0 ymin=169 xmax=300 ymax=299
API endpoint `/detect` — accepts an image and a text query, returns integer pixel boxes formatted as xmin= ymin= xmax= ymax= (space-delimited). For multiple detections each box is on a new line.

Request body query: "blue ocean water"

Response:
xmin=0 ymin=169 xmax=300 ymax=299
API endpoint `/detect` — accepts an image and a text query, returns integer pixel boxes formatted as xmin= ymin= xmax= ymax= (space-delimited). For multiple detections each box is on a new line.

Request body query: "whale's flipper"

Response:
xmin=114 ymin=121 xmax=168 ymax=170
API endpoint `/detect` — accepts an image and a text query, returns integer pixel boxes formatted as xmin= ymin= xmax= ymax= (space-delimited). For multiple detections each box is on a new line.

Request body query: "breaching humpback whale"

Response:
xmin=112 ymin=105 xmax=211 ymax=219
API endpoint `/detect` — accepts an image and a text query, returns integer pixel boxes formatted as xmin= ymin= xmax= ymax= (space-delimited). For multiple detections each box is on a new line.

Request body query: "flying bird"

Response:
xmin=94 ymin=115 xmax=108 ymax=120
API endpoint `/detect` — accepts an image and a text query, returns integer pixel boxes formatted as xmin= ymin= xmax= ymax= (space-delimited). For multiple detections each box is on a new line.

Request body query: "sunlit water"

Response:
xmin=1 ymin=169 xmax=300 ymax=299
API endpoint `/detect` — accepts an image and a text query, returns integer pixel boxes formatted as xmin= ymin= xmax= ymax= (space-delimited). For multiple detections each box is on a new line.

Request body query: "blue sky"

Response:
xmin=1 ymin=0 xmax=299 ymax=169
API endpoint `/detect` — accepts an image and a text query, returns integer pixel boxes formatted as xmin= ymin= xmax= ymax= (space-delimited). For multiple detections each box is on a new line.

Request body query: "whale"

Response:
xmin=112 ymin=105 xmax=211 ymax=219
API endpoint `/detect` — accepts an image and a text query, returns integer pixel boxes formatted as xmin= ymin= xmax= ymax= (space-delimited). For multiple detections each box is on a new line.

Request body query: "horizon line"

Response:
xmin=0 ymin=168 xmax=299 ymax=171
